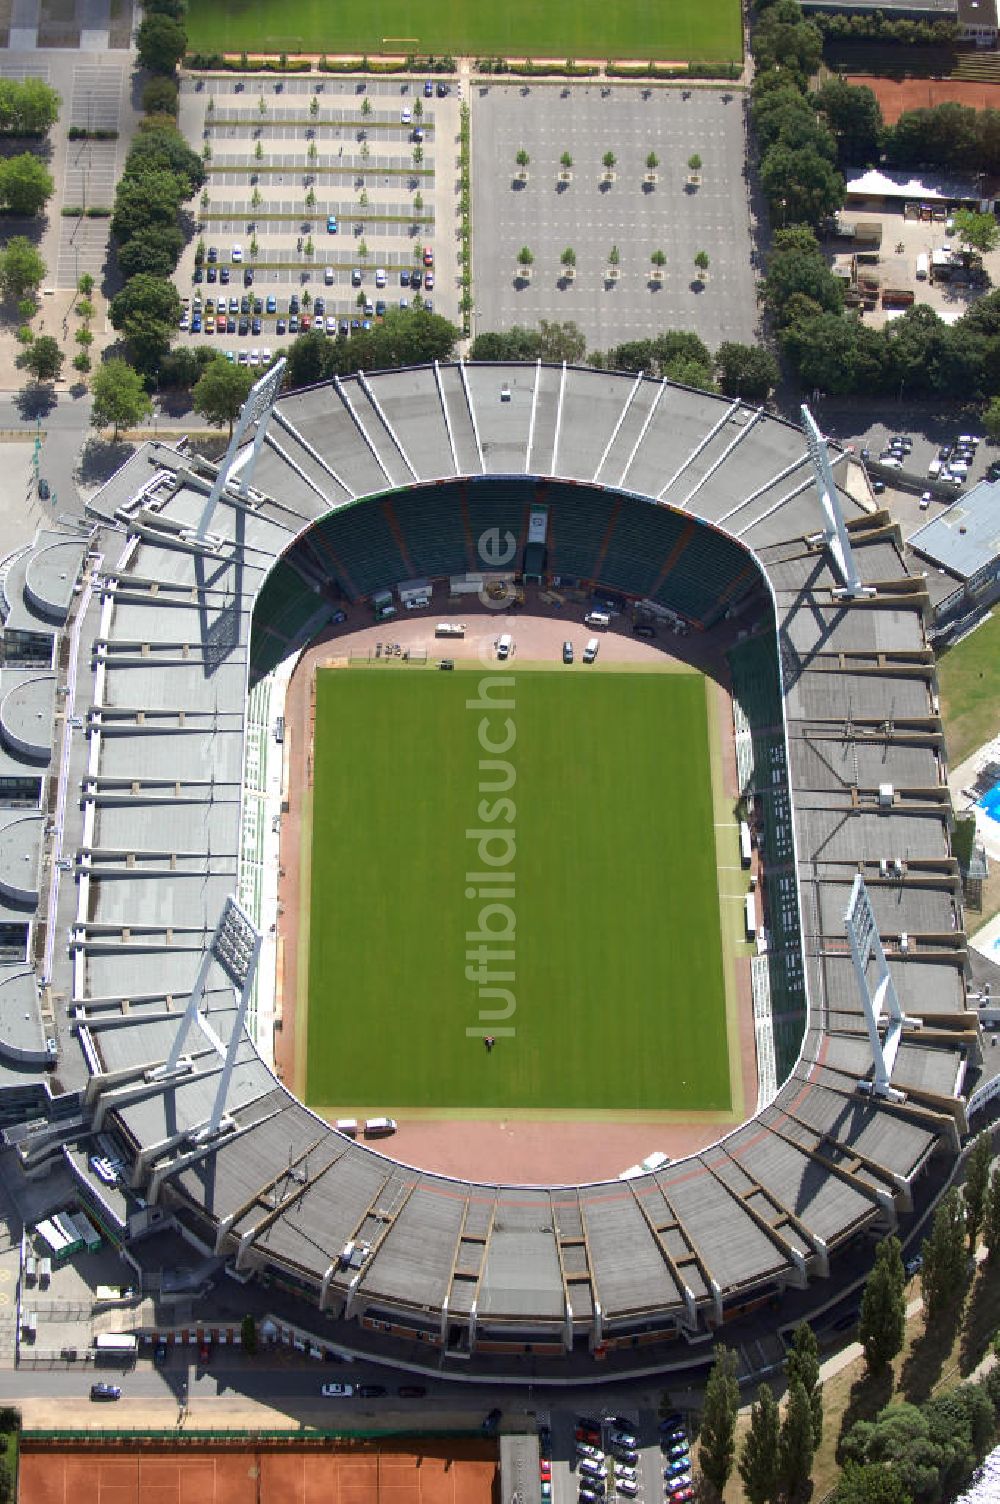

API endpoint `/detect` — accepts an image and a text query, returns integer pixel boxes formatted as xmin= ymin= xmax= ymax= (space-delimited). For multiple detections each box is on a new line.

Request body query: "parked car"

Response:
xmin=563 ymin=640 xmax=574 ymax=663
xmin=357 ymin=1384 xmax=386 ymax=1398
xmin=327 ymin=215 xmax=338 ymax=233
xmin=90 ymin=1383 xmax=121 ymax=1400
xmin=231 ymin=244 xmax=243 ymax=262
xmin=424 ymin=79 xmax=434 ymax=96
xmin=321 ymin=1382 xmax=354 ymax=1396
xmin=220 ymin=266 xmax=230 ymax=284
xmin=266 ymin=295 xmax=277 ymax=314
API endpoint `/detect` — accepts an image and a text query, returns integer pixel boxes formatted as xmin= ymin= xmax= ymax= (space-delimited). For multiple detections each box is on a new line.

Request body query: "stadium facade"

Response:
xmin=0 ymin=362 xmax=983 ymax=1378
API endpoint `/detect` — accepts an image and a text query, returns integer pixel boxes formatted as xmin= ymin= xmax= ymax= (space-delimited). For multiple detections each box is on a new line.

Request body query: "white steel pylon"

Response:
xmin=801 ymin=405 xmax=874 ymax=600
xmin=845 ymin=874 xmax=910 ymax=1098
xmin=196 ymin=357 xmax=286 ymax=542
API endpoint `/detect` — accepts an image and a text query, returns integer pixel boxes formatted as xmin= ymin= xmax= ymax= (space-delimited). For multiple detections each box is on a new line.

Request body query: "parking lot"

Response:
xmin=175 ymin=73 xmax=461 ymax=358
xmin=471 ymin=83 xmax=759 ymax=354
xmin=539 ymin=1405 xmax=693 ymax=1504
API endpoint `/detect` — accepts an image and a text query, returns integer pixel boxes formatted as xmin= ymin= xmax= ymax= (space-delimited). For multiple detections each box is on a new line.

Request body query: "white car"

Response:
xmin=401 ymin=106 xmax=411 ymax=124
xmin=231 ymin=244 xmax=244 ymax=263
xmin=321 ymin=1382 xmax=354 ymax=1396
xmin=375 ymin=267 xmax=387 ymax=288
xmin=405 ymin=596 xmax=429 ymax=609
xmin=616 ymin=1483 xmax=638 ymax=1499
xmin=879 ymin=455 xmax=902 ymax=470
xmin=326 ymin=316 xmax=337 ymax=333
xmin=262 ymin=347 xmax=273 ymax=363
xmin=614 ymin=1464 xmax=637 ymax=1482
xmin=576 ymin=1443 xmax=604 ymax=1462
xmin=250 ymin=348 xmax=261 ymax=367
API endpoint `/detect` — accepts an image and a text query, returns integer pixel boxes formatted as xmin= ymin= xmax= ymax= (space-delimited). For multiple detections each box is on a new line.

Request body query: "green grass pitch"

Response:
xmin=304 ymin=665 xmax=731 ymax=1114
xmin=185 ymin=0 xmax=742 ymax=65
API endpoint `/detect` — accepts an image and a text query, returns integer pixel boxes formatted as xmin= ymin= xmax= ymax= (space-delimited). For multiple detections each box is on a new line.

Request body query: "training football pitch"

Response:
xmin=303 ymin=665 xmax=733 ymax=1115
xmin=185 ymin=0 xmax=742 ymax=65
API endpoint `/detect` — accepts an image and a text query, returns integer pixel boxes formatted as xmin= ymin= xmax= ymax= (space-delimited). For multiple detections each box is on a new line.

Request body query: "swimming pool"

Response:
xmin=977 ymin=779 xmax=1000 ymax=823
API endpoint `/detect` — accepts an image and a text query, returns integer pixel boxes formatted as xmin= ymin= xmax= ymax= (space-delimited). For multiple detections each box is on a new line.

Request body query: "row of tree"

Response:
xmin=468 ymin=323 xmax=780 ymax=401
xmin=0 ymin=77 xmax=61 ymax=137
xmin=696 ymin=1323 xmax=823 ymax=1504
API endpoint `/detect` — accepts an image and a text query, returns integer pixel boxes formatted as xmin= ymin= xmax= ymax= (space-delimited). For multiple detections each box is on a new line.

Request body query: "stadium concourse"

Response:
xmin=0 ymin=361 xmax=985 ymax=1380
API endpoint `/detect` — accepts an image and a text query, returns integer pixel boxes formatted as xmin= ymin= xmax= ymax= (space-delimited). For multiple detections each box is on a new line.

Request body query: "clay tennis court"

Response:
xmin=19 ymin=1439 xmax=498 ymax=1504
xmin=846 ymin=74 xmax=1000 ymax=124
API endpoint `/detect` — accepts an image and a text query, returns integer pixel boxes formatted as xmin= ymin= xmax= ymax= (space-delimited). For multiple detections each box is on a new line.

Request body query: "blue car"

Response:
xmin=191 ymin=317 xmax=202 ymax=333
xmin=424 ymin=79 xmax=433 ymax=96
xmin=266 ymin=295 xmax=277 ymax=314
xmin=326 ymin=215 xmax=338 ymax=233
xmin=665 ymin=1457 xmax=690 ymax=1477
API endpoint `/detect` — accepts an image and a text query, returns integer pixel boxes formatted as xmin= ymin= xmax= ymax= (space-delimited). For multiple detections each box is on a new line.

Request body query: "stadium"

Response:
xmin=0 ymin=360 xmax=986 ymax=1381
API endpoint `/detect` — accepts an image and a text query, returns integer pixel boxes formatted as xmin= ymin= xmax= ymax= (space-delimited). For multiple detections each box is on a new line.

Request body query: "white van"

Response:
xmin=583 ymin=638 xmax=600 ymax=663
xmin=364 ymin=1117 xmax=397 ymax=1137
xmin=335 ymin=1118 xmax=358 ymax=1137
xmin=584 ymin=611 xmax=611 ymax=628
xmin=435 ymin=622 xmax=466 ymax=637
xmin=916 ymin=252 xmax=929 ymax=280
xmin=497 ymin=633 xmax=513 ymax=660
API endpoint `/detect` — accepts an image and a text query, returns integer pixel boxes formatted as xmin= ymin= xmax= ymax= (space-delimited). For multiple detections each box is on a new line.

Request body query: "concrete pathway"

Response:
xmin=79 ymin=0 xmax=111 ymax=51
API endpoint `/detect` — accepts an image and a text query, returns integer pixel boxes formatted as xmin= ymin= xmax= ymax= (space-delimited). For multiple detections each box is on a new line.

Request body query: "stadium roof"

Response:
xmin=0 ymin=363 xmax=977 ymax=1379
xmin=844 ymin=166 xmax=984 ymax=204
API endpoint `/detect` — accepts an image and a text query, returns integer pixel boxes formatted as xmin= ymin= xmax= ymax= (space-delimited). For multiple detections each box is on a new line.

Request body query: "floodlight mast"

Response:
xmin=196 ymin=357 xmax=287 ymax=542
xmin=845 ymin=874 xmax=910 ymax=1099
xmin=155 ymin=896 xmax=262 ymax=1141
xmin=800 ymin=405 xmax=874 ymax=600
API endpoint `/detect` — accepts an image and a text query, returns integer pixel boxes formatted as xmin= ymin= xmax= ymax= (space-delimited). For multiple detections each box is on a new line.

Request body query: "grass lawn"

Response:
xmin=937 ymin=611 xmax=1000 ymax=767
xmin=185 ymin=0 xmax=743 ymax=64
xmin=304 ymin=665 xmax=731 ymax=1115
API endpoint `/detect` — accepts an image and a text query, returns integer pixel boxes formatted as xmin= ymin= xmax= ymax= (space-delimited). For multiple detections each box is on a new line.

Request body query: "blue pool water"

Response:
xmin=978 ymin=779 xmax=1000 ymax=822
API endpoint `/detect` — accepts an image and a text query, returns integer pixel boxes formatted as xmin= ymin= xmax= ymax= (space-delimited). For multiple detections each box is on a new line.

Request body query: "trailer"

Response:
xmin=94 ymin=1332 xmax=138 ymax=1363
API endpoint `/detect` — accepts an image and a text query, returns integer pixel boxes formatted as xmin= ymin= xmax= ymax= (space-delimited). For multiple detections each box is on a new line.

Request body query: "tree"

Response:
xmin=698 ymin=1345 xmax=740 ymax=1498
xmin=142 ymin=76 xmax=179 ymax=116
xmin=117 ymin=224 xmax=184 ymax=280
xmin=694 ymin=250 xmax=710 ymax=277
xmin=646 ymin=150 xmax=659 ymax=172
xmin=517 ymin=245 xmax=533 ymax=271
xmin=983 ymin=1164 xmax=1000 ymax=1263
xmin=516 ymin=147 xmax=530 ymax=170
xmin=136 ymin=13 xmax=187 ymax=74
xmin=240 ymin=1313 xmax=258 ymax=1354
xmin=78 ymin=272 xmax=94 ymax=296
xmin=109 ymin=273 xmax=181 ymax=369
xmin=126 ymin=125 xmax=204 ymax=195
xmin=985 ymin=397 xmax=1000 ymax=445
xmin=953 ymin=209 xmax=1000 ymax=256
xmin=738 ymin=1384 xmax=780 ymax=1504
xmin=887 ymin=102 xmax=980 ymax=174
xmin=831 ymin=1462 xmax=914 ymax=1504
xmin=0 ymin=236 xmax=45 ymax=300
xmin=536 ymin=319 xmax=586 ymax=363
xmin=688 ymin=152 xmax=702 ymax=172
xmin=609 ymin=244 xmax=621 ymax=267
xmin=193 ymin=357 xmax=255 ymax=437
xmin=754 ymin=0 xmax=823 ymax=78
xmin=0 ymin=77 xmax=61 ymax=137
xmin=18 ymin=334 xmax=62 ymax=383
xmin=90 ymin=358 xmax=152 ymax=438
xmin=813 ymin=77 xmax=883 ymax=165
xmin=560 ymin=150 xmax=573 ymax=173
xmin=0 ymin=152 xmax=54 ymax=216
xmin=779 ymin=1379 xmax=815 ymax=1504
xmin=715 ymin=342 xmax=778 ymax=399
xmin=785 ymin=1321 xmax=823 ymax=1448
xmin=560 ymin=247 xmax=576 ymax=275
xmin=111 ymin=171 xmax=187 ymax=246
xmin=651 ymin=249 xmax=666 ymax=275
xmin=859 ymin=1236 xmax=907 ymax=1374
xmin=964 ymin=1131 xmax=994 ymax=1251
xmin=761 ymin=143 xmax=844 ymax=228
xmin=603 ymin=149 xmax=616 ymax=174
xmin=921 ymin=1187 xmax=968 ymax=1321
xmin=764 ymin=227 xmax=844 ymax=322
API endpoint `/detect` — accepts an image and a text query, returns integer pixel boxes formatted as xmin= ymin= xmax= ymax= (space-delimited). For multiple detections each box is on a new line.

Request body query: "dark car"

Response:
xmin=193 ymin=266 xmax=204 ymax=283
xmin=437 ymin=81 xmax=448 ymax=96
xmin=238 ymin=318 xmax=249 ymax=335
xmin=314 ymin=296 xmax=326 ymax=315
xmin=207 ymin=246 xmax=218 ymax=262
xmin=400 ymin=268 xmax=410 ymax=286
xmin=90 ymin=1383 xmax=121 ymax=1400
xmin=289 ymin=293 xmax=300 ymax=313
xmin=633 ymin=622 xmax=655 ymax=638
xmin=220 ymin=266 xmax=230 ymax=284
xmin=244 ymin=268 xmax=254 ymax=286
xmin=227 ymin=317 xmax=237 ymax=333
xmin=276 ymin=318 xmax=287 ymax=335
xmin=206 ymin=266 xmax=217 ymax=283
xmin=153 ymin=1340 xmax=168 ymax=1363
xmin=397 ymin=1384 xmax=427 ymax=1397
xmin=562 ymin=640 xmax=574 ymax=663
xmin=357 ymin=1384 xmax=386 ymax=1398
xmin=905 ymin=1254 xmax=924 ymax=1278
xmin=331 ymin=609 xmax=347 ymax=624
xmin=252 ymin=317 xmax=262 ymax=335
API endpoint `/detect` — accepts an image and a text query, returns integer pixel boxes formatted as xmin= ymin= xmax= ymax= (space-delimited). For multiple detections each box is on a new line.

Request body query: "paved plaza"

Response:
xmin=471 ymin=82 xmax=760 ymax=353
